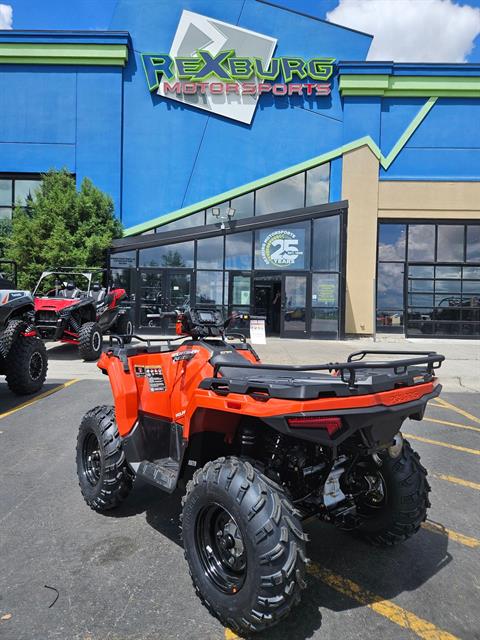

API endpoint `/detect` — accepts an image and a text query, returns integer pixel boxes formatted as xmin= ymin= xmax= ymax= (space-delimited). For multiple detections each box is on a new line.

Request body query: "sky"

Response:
xmin=1 ymin=0 xmax=480 ymax=63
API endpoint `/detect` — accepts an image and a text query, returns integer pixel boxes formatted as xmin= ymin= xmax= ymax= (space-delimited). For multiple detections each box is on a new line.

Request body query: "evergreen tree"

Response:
xmin=5 ymin=170 xmax=123 ymax=289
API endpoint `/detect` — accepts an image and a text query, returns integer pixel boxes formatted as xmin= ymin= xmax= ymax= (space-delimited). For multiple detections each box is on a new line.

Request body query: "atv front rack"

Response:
xmin=211 ymin=350 xmax=444 ymax=391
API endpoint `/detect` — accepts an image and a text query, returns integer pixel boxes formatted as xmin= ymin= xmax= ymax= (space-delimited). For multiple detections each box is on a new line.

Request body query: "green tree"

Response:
xmin=0 ymin=218 xmax=12 ymax=259
xmin=5 ymin=170 xmax=123 ymax=289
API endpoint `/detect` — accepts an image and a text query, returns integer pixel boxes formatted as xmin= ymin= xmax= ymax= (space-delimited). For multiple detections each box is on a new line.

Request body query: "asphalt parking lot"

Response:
xmin=1 ymin=374 xmax=479 ymax=639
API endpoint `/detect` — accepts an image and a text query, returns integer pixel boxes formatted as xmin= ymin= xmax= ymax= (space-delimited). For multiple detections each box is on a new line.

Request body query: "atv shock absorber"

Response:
xmin=240 ymin=425 xmax=256 ymax=458
xmin=69 ymin=316 xmax=82 ymax=333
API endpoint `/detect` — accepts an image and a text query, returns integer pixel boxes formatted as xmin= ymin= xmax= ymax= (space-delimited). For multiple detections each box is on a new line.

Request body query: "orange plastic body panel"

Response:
xmin=98 ymin=345 xmax=438 ymax=440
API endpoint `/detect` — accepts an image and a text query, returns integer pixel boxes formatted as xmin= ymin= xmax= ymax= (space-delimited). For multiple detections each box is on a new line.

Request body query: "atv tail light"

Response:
xmin=287 ymin=416 xmax=342 ymax=435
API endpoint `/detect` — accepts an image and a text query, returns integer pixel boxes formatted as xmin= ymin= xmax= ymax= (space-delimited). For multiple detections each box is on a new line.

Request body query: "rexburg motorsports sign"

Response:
xmin=141 ymin=11 xmax=334 ymax=124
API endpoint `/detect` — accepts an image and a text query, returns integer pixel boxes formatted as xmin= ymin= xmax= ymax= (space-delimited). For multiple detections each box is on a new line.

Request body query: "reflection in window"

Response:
xmin=231 ymin=274 xmax=251 ymax=306
xmin=196 ymin=271 xmax=223 ymax=305
xmin=436 ymin=266 xmax=461 ymax=279
xmin=378 ymin=224 xmax=406 ymax=261
xmin=0 ymin=207 xmax=11 ymax=220
xmin=306 ymin=164 xmax=329 ymax=206
xmin=0 ymin=179 xmax=12 ymax=206
xmin=255 ymin=173 xmax=304 ymax=216
xmin=312 ymin=216 xmax=339 ymax=270
xmin=377 ymin=263 xmax=404 ymax=309
xmin=111 ymin=268 xmax=136 ymax=299
xmin=437 ymin=225 xmax=464 ymax=262
xmin=311 ymin=308 xmax=338 ymax=335
xmin=110 ymin=251 xmax=136 ymax=268
xmin=409 ymin=266 xmax=434 ymax=278
xmin=139 ymin=242 xmax=194 ymax=267
xmin=197 ymin=236 xmax=224 ymax=269
xmin=15 ymin=179 xmax=41 ymax=205
xmin=467 ymin=225 xmax=480 ymax=262
xmin=206 ymin=201 xmax=229 ymax=225
xmin=225 ymin=231 xmax=252 ymax=270
xmin=157 ymin=210 xmax=205 ymax=233
xmin=231 ymin=192 xmax=254 ymax=220
xmin=408 ymin=225 xmax=435 ymax=261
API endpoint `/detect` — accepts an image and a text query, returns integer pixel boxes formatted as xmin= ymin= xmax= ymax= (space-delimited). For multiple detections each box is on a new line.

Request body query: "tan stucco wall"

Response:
xmin=341 ymin=146 xmax=379 ymax=335
xmin=342 ymin=173 xmax=480 ymax=336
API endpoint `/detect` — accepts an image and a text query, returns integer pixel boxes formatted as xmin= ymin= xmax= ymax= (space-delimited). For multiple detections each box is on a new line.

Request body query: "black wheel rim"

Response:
xmin=195 ymin=503 xmax=247 ymax=595
xmin=357 ymin=471 xmax=387 ymax=513
xmin=29 ymin=351 xmax=43 ymax=381
xmin=92 ymin=331 xmax=101 ymax=352
xmin=82 ymin=432 xmax=102 ymax=486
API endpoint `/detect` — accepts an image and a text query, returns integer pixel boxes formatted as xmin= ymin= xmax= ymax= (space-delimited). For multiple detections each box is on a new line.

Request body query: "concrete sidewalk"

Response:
xmin=45 ymin=334 xmax=480 ymax=392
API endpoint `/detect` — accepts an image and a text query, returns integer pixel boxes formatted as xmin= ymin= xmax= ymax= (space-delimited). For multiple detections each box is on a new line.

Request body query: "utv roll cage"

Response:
xmin=33 ymin=267 xmax=108 ymax=296
xmin=0 ymin=260 xmax=18 ymax=289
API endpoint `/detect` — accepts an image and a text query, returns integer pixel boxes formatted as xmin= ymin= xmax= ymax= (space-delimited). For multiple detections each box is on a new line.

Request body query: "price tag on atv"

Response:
xmin=145 ymin=366 xmax=166 ymax=392
xmin=250 ymin=318 xmax=266 ymax=345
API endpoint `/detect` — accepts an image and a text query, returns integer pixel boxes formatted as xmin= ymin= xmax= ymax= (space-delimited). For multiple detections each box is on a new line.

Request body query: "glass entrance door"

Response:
xmin=138 ymin=269 xmax=164 ymax=329
xmin=281 ymin=274 xmax=308 ymax=337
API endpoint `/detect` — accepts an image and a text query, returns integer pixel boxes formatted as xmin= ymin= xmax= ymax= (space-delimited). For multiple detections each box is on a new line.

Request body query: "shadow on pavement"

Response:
xmin=105 ymin=478 xmax=451 ymax=640
xmin=0 ymin=381 xmax=66 ymax=414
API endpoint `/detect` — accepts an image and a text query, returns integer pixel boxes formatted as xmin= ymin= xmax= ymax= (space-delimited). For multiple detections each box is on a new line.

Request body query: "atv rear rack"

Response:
xmin=211 ymin=350 xmax=444 ymax=390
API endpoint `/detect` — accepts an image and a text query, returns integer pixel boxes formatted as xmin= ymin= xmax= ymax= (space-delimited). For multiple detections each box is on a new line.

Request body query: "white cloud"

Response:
xmin=0 ymin=4 xmax=12 ymax=29
xmin=326 ymin=0 xmax=480 ymax=62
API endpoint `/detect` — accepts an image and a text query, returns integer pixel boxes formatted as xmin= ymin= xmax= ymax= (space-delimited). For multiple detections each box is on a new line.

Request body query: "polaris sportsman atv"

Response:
xmin=0 ymin=261 xmax=48 ymax=395
xmin=76 ymin=307 xmax=444 ymax=635
xmin=34 ymin=268 xmax=133 ymax=361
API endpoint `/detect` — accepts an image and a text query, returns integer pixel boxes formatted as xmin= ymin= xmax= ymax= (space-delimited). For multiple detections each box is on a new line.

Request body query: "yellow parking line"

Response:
xmin=404 ymin=434 xmax=480 ymax=456
xmin=307 ymin=564 xmax=459 ymax=640
xmin=422 ymin=521 xmax=480 ymax=548
xmin=0 ymin=379 xmax=81 ymax=420
xmin=423 ymin=417 xmax=480 ymax=434
xmin=433 ymin=397 xmax=480 ymax=425
xmin=433 ymin=473 xmax=480 ymax=491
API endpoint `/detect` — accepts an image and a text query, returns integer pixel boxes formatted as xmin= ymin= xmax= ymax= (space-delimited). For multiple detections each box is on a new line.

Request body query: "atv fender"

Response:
xmin=97 ymin=352 xmax=138 ymax=436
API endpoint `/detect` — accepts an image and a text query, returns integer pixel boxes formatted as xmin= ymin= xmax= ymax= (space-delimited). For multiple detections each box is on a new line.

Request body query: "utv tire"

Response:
xmin=76 ymin=405 xmax=133 ymax=511
xmin=114 ymin=313 xmax=134 ymax=344
xmin=5 ymin=335 xmax=48 ymax=395
xmin=355 ymin=439 xmax=430 ymax=546
xmin=79 ymin=322 xmax=103 ymax=361
xmin=181 ymin=457 xmax=307 ymax=635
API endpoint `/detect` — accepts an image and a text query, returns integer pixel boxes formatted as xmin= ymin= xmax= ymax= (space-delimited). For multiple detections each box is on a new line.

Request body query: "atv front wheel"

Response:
xmin=114 ymin=313 xmax=134 ymax=344
xmin=76 ymin=405 xmax=133 ymax=511
xmin=79 ymin=322 xmax=103 ymax=361
xmin=354 ymin=439 xmax=430 ymax=546
xmin=5 ymin=335 xmax=48 ymax=395
xmin=182 ymin=457 xmax=307 ymax=635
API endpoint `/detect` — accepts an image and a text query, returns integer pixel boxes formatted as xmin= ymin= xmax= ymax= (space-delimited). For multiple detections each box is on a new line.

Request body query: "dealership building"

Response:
xmin=1 ymin=0 xmax=479 ymax=338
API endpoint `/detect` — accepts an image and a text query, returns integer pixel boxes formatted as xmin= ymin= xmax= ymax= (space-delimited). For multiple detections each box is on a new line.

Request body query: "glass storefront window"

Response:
xmin=312 ymin=273 xmax=338 ymax=308
xmin=467 ymin=225 xmax=480 ymax=262
xmin=378 ymin=224 xmax=406 ymax=261
xmin=311 ymin=308 xmax=338 ymax=335
xmin=377 ymin=263 xmax=404 ymax=309
xmin=312 ymin=215 xmax=339 ymax=270
xmin=157 ymin=210 xmax=205 ymax=232
xmin=139 ymin=241 xmax=194 ymax=267
xmin=196 ymin=270 xmax=223 ymax=306
xmin=231 ymin=192 xmax=254 ymax=220
xmin=437 ymin=225 xmax=464 ymax=262
xmin=15 ymin=179 xmax=41 ymax=205
xmin=255 ymin=172 xmax=304 ymax=216
xmin=0 ymin=207 xmax=11 ymax=220
xmin=464 ymin=266 xmax=480 ymax=279
xmin=111 ymin=268 xmax=136 ymax=300
xmin=0 ymin=179 xmax=12 ymax=206
xmin=225 ymin=231 xmax=253 ymax=270
xmin=231 ymin=274 xmax=251 ymax=306
xmin=197 ymin=236 xmax=224 ymax=269
xmin=254 ymin=221 xmax=310 ymax=270
xmin=409 ymin=265 xmax=433 ymax=278
xmin=306 ymin=164 xmax=329 ymax=207
xmin=408 ymin=224 xmax=435 ymax=261
xmin=436 ymin=266 xmax=461 ymax=279
xmin=110 ymin=251 xmax=136 ymax=268
xmin=206 ymin=201 xmax=229 ymax=225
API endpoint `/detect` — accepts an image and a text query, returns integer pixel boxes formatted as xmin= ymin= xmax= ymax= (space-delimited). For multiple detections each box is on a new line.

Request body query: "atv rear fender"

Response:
xmin=98 ymin=351 xmax=139 ymax=435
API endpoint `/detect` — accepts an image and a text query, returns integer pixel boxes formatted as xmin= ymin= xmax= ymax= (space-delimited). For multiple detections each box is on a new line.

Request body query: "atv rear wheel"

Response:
xmin=76 ymin=405 xmax=133 ymax=511
xmin=114 ymin=313 xmax=134 ymax=344
xmin=354 ymin=439 xmax=430 ymax=546
xmin=79 ymin=322 xmax=103 ymax=361
xmin=5 ymin=335 xmax=48 ymax=395
xmin=181 ymin=457 xmax=307 ymax=635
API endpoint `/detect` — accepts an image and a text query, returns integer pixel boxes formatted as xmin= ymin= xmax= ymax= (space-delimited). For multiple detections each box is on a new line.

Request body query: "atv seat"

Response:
xmin=90 ymin=283 xmax=106 ymax=303
xmin=59 ymin=282 xmax=80 ymax=298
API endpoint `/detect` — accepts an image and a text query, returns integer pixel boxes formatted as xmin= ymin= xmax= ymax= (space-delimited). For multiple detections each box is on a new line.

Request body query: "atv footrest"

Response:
xmin=136 ymin=458 xmax=179 ymax=493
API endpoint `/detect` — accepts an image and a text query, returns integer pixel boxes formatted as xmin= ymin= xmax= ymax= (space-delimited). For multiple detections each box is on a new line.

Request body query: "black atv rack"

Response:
xmin=210 ymin=350 xmax=444 ymax=394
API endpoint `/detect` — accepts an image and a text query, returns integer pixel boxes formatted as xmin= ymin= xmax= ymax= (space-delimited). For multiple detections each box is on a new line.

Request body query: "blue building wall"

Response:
xmin=0 ymin=2 xmax=479 ymax=232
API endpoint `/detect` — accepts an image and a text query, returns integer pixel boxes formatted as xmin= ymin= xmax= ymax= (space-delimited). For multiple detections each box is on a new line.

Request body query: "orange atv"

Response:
xmin=76 ymin=307 xmax=444 ymax=635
